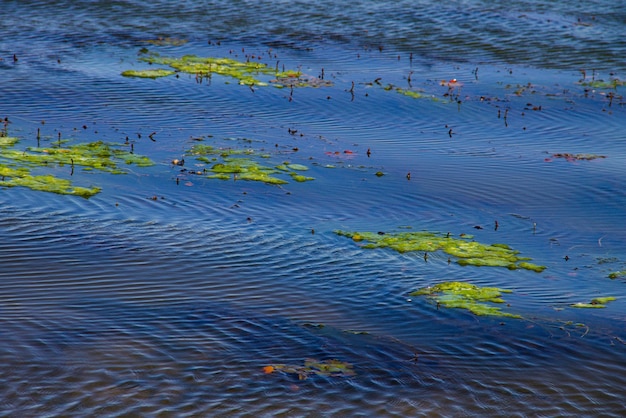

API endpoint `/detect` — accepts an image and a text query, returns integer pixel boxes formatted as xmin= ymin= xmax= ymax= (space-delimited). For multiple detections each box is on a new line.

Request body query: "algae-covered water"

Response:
xmin=2 ymin=1 xmax=626 ymax=416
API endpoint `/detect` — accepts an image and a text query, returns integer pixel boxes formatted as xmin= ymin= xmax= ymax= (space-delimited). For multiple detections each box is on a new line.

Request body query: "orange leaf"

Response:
xmin=263 ymin=365 xmax=275 ymax=374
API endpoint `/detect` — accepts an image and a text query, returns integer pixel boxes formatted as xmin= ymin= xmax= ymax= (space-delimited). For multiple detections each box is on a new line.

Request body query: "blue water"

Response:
xmin=1 ymin=1 xmax=626 ymax=416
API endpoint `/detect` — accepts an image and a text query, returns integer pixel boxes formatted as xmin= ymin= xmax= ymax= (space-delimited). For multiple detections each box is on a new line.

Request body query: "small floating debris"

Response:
xmin=551 ymin=153 xmax=606 ymax=162
xmin=263 ymin=359 xmax=355 ymax=380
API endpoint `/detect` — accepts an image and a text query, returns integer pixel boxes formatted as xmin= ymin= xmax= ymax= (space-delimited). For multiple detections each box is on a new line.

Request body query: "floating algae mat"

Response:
xmin=263 ymin=359 xmax=355 ymax=380
xmin=609 ymin=270 xmax=626 ymax=279
xmin=411 ymin=281 xmax=522 ymax=318
xmin=335 ymin=230 xmax=546 ymax=272
xmin=120 ymin=68 xmax=176 ymax=79
xmin=570 ymin=296 xmax=617 ymax=309
xmin=182 ymin=143 xmax=314 ymax=185
xmin=0 ymin=137 xmax=154 ymax=197
xmin=123 ymin=51 xmax=332 ymax=88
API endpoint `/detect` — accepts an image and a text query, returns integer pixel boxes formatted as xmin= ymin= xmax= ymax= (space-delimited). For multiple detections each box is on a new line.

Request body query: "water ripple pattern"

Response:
xmin=1 ymin=0 xmax=626 ymax=416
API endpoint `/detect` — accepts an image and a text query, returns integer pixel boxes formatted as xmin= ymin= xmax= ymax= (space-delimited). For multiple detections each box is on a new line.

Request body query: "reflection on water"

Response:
xmin=1 ymin=0 xmax=626 ymax=416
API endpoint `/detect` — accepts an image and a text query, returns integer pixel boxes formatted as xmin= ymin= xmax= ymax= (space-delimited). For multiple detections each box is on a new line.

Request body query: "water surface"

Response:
xmin=1 ymin=1 xmax=626 ymax=416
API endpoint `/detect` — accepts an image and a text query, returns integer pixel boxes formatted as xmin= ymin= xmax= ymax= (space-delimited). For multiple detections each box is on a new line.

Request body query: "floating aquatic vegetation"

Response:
xmin=335 ymin=230 xmax=546 ymax=272
xmin=289 ymin=172 xmax=314 ymax=182
xmin=8 ymin=141 xmax=154 ymax=174
xmin=0 ymin=136 xmax=19 ymax=147
xmin=121 ymin=69 xmax=176 ymax=79
xmin=571 ymin=296 xmax=616 ymax=309
xmin=263 ymin=359 xmax=355 ymax=380
xmin=368 ymin=80 xmax=441 ymax=101
xmin=579 ymin=79 xmax=624 ymax=89
xmin=411 ymin=281 xmax=522 ymax=318
xmin=183 ymin=143 xmax=314 ymax=185
xmin=125 ymin=52 xmax=331 ymax=88
xmin=608 ymin=270 xmax=626 ymax=279
xmin=0 ymin=138 xmax=153 ymax=197
xmin=0 ymin=169 xmax=100 ymax=198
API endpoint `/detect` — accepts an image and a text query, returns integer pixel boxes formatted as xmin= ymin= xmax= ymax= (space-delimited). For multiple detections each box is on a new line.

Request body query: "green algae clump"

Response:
xmin=571 ymin=296 xmax=617 ymax=309
xmin=608 ymin=270 xmax=626 ymax=279
xmin=411 ymin=281 xmax=521 ymax=318
xmin=16 ymin=141 xmax=154 ymax=174
xmin=0 ymin=172 xmax=100 ymax=198
xmin=0 ymin=136 xmax=19 ymax=147
xmin=185 ymin=143 xmax=313 ymax=185
xmin=121 ymin=69 xmax=176 ymax=79
xmin=334 ymin=230 xmax=545 ymax=272
xmin=135 ymin=53 xmax=272 ymax=85
xmin=0 ymin=138 xmax=154 ymax=197
xmin=125 ymin=52 xmax=332 ymax=88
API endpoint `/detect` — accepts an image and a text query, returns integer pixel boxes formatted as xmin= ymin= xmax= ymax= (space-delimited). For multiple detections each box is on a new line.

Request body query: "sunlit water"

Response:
xmin=1 ymin=1 xmax=626 ymax=416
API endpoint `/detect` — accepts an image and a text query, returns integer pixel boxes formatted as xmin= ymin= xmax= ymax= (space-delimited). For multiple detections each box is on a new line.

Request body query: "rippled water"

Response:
xmin=1 ymin=1 xmax=626 ymax=416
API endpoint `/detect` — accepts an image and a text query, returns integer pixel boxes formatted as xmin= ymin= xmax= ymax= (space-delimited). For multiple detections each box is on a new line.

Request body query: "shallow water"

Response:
xmin=1 ymin=1 xmax=626 ymax=416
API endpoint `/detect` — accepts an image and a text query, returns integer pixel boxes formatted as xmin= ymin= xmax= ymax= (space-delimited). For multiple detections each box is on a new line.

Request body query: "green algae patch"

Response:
xmin=335 ymin=230 xmax=545 ymax=272
xmin=125 ymin=51 xmax=332 ymax=88
xmin=0 ymin=136 xmax=19 ymax=147
xmin=121 ymin=69 xmax=176 ymax=79
xmin=374 ymin=82 xmax=441 ymax=102
xmin=516 ymin=262 xmax=547 ymax=273
xmin=264 ymin=359 xmax=355 ymax=380
xmin=210 ymin=157 xmax=287 ymax=184
xmin=571 ymin=297 xmax=616 ymax=309
xmin=608 ymin=270 xmax=626 ymax=279
xmin=0 ymin=138 xmax=154 ymax=197
xmin=395 ymin=86 xmax=437 ymax=100
xmin=411 ymin=281 xmax=522 ymax=318
xmin=0 ymin=172 xmax=100 ymax=198
xmin=184 ymin=142 xmax=313 ymax=185
xmin=286 ymin=163 xmax=309 ymax=171
xmin=579 ymin=79 xmax=624 ymax=89
xmin=135 ymin=53 xmax=270 ymax=85
xmin=290 ymin=172 xmax=314 ymax=182
xmin=17 ymin=141 xmax=154 ymax=173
